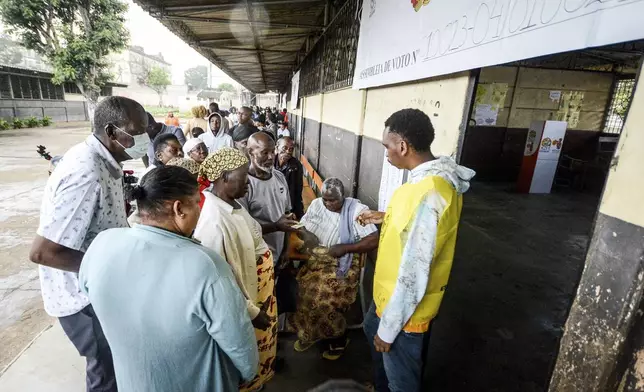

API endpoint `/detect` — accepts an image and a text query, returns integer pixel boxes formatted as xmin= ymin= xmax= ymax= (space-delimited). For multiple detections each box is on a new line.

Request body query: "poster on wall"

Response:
xmin=473 ymin=83 xmax=508 ymax=126
xmin=352 ymin=0 xmax=644 ymax=90
xmin=290 ymin=71 xmax=300 ymax=110
xmin=556 ymin=91 xmax=584 ymax=128
xmin=378 ymin=154 xmax=406 ymax=212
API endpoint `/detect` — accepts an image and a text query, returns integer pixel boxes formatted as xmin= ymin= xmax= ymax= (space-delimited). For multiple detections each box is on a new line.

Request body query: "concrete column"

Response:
xmin=549 ymin=64 xmax=644 ymax=391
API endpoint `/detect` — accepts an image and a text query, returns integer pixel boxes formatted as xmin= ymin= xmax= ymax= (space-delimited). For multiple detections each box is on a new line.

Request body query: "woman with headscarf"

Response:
xmin=199 ymin=112 xmax=234 ymax=154
xmin=195 ymin=148 xmax=277 ymax=392
xmin=184 ymin=105 xmax=208 ymax=139
xmin=79 ymin=166 xmax=259 ymax=391
xmin=166 ymin=157 xmax=200 ymax=177
xmin=290 ymin=177 xmax=379 ymax=360
xmin=182 ymin=138 xmax=208 ymax=165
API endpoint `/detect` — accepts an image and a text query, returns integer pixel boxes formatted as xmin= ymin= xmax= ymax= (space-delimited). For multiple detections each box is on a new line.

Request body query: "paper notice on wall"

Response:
xmin=378 ymin=154 xmax=405 ymax=212
xmin=556 ymin=91 xmax=584 ymax=128
xmin=549 ymin=91 xmax=562 ymax=102
xmin=474 ymin=104 xmax=499 ymax=126
xmin=290 ymin=71 xmax=300 ymax=110
xmin=473 ymin=83 xmax=508 ymax=126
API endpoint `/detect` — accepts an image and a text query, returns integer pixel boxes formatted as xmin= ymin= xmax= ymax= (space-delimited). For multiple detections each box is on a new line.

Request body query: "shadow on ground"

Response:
xmin=266 ymin=330 xmax=372 ymax=391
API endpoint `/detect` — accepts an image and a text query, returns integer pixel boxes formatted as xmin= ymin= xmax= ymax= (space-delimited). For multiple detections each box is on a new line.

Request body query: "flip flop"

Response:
xmin=322 ymin=338 xmax=351 ymax=360
xmin=294 ymin=339 xmax=318 ymax=352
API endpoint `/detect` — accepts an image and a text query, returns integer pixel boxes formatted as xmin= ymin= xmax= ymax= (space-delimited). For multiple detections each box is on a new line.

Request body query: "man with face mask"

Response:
xmin=29 ymin=96 xmax=149 ymax=392
xmin=237 ymin=132 xmax=299 ymax=264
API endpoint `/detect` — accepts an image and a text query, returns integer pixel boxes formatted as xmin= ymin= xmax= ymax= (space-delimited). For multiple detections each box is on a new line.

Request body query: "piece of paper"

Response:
xmin=378 ymin=154 xmax=405 ymax=212
xmin=473 ymin=83 xmax=507 ymax=126
xmin=474 ymin=104 xmax=499 ymax=126
xmin=549 ymin=91 xmax=562 ymax=102
xmin=556 ymin=91 xmax=584 ymax=128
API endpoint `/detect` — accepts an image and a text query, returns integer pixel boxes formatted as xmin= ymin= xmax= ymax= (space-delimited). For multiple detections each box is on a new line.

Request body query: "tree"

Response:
xmin=0 ymin=0 xmax=129 ymax=119
xmin=184 ymin=65 xmax=208 ymax=92
xmin=136 ymin=65 xmax=170 ymax=106
xmin=217 ymin=82 xmax=236 ymax=92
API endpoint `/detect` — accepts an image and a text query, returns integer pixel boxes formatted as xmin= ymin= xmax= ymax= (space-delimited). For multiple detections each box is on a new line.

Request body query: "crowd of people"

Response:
xmin=29 ymin=95 xmax=475 ymax=392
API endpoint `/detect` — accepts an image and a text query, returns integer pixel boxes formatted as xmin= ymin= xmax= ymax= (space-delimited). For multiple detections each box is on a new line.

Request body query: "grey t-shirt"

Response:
xmin=238 ymin=169 xmax=291 ymax=260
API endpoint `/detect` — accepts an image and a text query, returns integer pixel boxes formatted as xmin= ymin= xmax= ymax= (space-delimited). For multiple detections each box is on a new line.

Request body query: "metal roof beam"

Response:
xmin=199 ymin=32 xmax=310 ymax=44
xmin=161 ymin=15 xmax=324 ymax=30
xmin=202 ymin=46 xmax=299 ymax=54
xmin=148 ymin=0 xmax=325 ymax=12
xmin=245 ymin=0 xmax=266 ymax=90
xmin=226 ymin=61 xmax=294 ymax=66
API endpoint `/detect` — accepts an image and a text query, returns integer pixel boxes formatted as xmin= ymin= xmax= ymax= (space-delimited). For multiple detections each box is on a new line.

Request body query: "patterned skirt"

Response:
xmin=291 ymin=251 xmax=362 ymax=343
xmin=240 ymin=250 xmax=277 ymax=392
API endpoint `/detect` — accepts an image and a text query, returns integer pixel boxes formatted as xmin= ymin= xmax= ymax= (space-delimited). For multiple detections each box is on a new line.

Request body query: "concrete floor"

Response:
xmin=0 ymin=123 xmax=92 ymax=372
xmin=424 ymin=182 xmax=599 ymax=391
xmin=1 ymin=125 xmax=600 ymax=391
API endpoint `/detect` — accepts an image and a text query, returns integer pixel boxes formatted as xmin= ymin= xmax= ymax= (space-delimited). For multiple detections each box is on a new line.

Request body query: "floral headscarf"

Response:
xmin=166 ymin=157 xmax=200 ymax=175
xmin=199 ymin=147 xmax=248 ymax=181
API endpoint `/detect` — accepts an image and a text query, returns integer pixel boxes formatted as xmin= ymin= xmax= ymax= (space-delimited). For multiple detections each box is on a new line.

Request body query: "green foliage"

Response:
xmin=41 ymin=116 xmax=52 ymax=126
xmin=0 ymin=0 xmax=129 ymax=103
xmin=185 ymin=65 xmax=208 ymax=92
xmin=25 ymin=116 xmax=40 ymax=128
xmin=0 ymin=119 xmax=10 ymax=130
xmin=147 ymin=66 xmax=171 ymax=93
xmin=217 ymin=82 xmax=236 ymax=92
xmin=12 ymin=118 xmax=24 ymax=129
xmin=144 ymin=106 xmax=191 ymax=119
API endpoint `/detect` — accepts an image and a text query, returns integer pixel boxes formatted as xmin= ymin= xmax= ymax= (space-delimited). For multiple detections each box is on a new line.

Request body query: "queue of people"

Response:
xmin=29 ymin=96 xmax=475 ymax=392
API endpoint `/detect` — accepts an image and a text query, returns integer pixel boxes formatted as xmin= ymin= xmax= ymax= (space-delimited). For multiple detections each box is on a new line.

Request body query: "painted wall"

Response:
xmin=462 ymin=66 xmax=619 ymax=182
xmin=363 ymin=71 xmax=473 ymax=156
xmin=476 ymin=66 xmax=613 ymax=131
xmin=291 ymin=70 xmax=474 ymax=208
xmin=548 ymin=67 xmax=644 ymax=391
xmin=320 ymin=88 xmax=366 ymax=135
xmin=599 ymin=74 xmax=644 ymax=227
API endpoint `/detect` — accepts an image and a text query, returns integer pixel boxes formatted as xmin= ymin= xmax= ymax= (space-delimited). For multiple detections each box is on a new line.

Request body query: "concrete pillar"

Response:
xmin=549 ymin=64 xmax=644 ymax=391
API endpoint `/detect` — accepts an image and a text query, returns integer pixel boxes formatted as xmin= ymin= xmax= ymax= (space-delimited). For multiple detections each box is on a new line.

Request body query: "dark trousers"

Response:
xmin=363 ymin=302 xmax=428 ymax=392
xmin=58 ymin=305 xmax=117 ymax=392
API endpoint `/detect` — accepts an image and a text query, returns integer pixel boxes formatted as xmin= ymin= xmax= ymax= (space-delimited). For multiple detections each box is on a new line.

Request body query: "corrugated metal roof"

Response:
xmin=134 ymin=0 xmax=327 ymax=93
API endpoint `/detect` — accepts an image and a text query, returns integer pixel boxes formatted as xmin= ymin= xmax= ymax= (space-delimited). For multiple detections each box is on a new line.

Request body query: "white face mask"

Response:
xmin=114 ymin=126 xmax=150 ymax=160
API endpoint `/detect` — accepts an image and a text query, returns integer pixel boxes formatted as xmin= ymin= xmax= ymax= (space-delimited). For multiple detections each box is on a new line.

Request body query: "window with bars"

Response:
xmin=0 ymin=73 xmax=64 ymax=100
xmin=298 ymin=0 xmax=362 ymax=97
xmin=603 ymin=78 xmax=635 ymax=134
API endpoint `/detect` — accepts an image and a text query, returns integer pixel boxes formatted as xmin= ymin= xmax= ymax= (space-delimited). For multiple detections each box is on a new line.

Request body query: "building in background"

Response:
xmin=0 ymin=35 xmax=124 ymax=122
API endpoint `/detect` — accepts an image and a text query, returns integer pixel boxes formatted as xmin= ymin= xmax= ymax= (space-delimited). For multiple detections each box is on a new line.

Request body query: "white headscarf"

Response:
xmin=182 ymin=138 xmax=205 ymax=156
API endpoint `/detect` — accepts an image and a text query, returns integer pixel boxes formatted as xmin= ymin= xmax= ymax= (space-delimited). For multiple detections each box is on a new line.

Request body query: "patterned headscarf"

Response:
xmin=199 ymin=147 xmax=248 ymax=181
xmin=166 ymin=157 xmax=200 ymax=175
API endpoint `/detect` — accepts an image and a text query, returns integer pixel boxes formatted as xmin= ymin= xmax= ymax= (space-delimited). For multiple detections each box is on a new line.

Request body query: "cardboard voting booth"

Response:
xmin=518 ymin=121 xmax=567 ymax=194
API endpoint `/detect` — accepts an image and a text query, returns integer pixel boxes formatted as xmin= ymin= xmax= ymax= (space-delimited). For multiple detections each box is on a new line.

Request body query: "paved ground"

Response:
xmin=0 ymin=124 xmax=601 ymax=391
xmin=0 ymin=123 xmax=91 ymax=373
xmin=0 ymin=123 xmax=146 ymax=375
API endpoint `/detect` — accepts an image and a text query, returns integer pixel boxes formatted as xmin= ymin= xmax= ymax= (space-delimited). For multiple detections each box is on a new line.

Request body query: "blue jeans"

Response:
xmin=363 ymin=302 xmax=426 ymax=392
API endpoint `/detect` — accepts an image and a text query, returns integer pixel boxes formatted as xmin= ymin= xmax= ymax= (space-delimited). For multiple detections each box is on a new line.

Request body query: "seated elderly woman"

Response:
xmin=291 ymin=177 xmax=378 ymax=360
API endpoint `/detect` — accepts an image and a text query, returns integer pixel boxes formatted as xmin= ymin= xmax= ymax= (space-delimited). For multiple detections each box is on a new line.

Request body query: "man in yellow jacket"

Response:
xmin=358 ymin=109 xmax=475 ymax=392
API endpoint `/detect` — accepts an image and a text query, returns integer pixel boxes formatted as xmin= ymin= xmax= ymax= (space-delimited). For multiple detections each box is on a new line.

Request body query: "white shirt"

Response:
xmin=300 ymin=198 xmax=377 ymax=248
xmin=277 ymin=128 xmax=291 ymax=138
xmin=198 ymin=131 xmax=234 ymax=153
xmin=195 ymin=192 xmax=269 ymax=319
xmin=37 ymin=135 xmax=128 ymax=317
